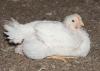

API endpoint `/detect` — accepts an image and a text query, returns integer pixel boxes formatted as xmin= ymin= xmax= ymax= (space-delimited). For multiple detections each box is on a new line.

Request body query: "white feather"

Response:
xmin=4 ymin=14 xmax=91 ymax=59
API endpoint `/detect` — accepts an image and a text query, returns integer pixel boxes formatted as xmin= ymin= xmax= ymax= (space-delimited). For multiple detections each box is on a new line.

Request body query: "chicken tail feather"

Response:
xmin=4 ymin=18 xmax=34 ymax=44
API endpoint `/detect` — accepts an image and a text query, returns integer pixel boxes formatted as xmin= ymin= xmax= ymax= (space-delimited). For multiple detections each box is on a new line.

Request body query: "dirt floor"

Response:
xmin=0 ymin=0 xmax=100 ymax=71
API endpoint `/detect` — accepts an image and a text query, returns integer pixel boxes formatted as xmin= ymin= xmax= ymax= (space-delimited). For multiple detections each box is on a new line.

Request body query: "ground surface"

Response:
xmin=0 ymin=0 xmax=100 ymax=71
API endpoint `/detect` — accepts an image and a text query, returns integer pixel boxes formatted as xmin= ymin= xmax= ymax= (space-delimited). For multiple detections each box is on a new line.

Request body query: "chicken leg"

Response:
xmin=47 ymin=55 xmax=77 ymax=62
xmin=15 ymin=45 xmax=24 ymax=55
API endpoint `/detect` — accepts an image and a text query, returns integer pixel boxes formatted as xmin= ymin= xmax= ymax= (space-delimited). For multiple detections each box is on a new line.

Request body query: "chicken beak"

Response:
xmin=75 ymin=21 xmax=84 ymax=29
xmin=80 ymin=21 xmax=84 ymax=27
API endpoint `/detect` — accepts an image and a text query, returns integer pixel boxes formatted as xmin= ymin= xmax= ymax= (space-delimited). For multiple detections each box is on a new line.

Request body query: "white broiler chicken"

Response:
xmin=4 ymin=14 xmax=90 ymax=61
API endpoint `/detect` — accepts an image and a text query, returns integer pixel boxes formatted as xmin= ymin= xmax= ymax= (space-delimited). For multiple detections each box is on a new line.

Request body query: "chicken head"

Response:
xmin=63 ymin=14 xmax=84 ymax=31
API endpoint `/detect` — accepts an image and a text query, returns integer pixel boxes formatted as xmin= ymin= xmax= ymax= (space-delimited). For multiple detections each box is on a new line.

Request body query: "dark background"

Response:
xmin=0 ymin=0 xmax=100 ymax=71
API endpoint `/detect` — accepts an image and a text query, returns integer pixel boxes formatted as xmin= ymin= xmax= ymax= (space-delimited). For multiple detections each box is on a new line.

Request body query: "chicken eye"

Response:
xmin=72 ymin=20 xmax=75 ymax=22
